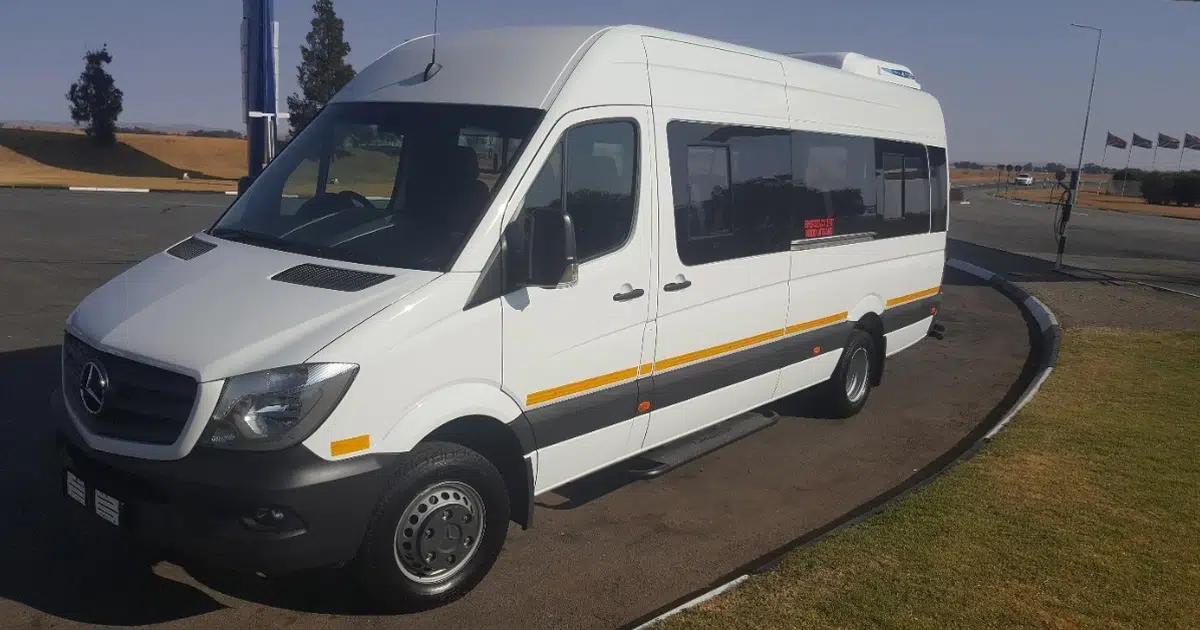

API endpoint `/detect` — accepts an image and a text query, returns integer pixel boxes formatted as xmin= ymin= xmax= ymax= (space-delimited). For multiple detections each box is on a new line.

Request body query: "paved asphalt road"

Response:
xmin=951 ymin=189 xmax=1200 ymax=297
xmin=0 ymin=189 xmax=1031 ymax=629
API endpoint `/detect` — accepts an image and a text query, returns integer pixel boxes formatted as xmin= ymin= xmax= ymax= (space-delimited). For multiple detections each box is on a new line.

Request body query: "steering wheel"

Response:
xmin=335 ymin=189 xmax=376 ymax=210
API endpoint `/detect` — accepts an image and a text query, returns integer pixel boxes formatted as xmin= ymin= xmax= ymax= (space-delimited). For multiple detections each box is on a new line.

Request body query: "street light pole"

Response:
xmin=1058 ymin=23 xmax=1102 ymax=271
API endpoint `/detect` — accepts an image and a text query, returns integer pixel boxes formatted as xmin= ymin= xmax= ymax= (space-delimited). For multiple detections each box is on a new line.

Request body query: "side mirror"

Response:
xmin=504 ymin=206 xmax=577 ymax=290
xmin=237 ymin=175 xmax=257 ymax=197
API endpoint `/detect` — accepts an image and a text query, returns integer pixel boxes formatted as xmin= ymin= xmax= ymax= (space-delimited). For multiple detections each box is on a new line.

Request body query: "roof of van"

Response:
xmin=331 ymin=25 xmax=611 ymax=110
xmin=331 ymin=24 xmax=939 ymax=118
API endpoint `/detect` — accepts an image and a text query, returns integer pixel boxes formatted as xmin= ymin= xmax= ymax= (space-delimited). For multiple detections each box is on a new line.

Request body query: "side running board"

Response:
xmin=626 ymin=411 xmax=780 ymax=480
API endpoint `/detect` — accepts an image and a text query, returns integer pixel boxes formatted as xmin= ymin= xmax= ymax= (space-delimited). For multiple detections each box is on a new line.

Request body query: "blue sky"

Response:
xmin=1 ymin=0 xmax=1196 ymax=165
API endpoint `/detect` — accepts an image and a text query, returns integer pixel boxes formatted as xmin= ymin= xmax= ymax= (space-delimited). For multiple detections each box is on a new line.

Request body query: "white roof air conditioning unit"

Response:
xmin=785 ymin=52 xmax=921 ymax=90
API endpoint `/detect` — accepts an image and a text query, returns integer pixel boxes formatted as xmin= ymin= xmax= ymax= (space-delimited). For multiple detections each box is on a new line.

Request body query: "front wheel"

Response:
xmin=353 ymin=442 xmax=511 ymax=613
xmin=819 ymin=328 xmax=878 ymax=418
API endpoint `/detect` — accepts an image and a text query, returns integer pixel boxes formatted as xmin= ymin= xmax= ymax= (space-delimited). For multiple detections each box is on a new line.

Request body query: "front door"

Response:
xmin=501 ymin=107 xmax=655 ymax=493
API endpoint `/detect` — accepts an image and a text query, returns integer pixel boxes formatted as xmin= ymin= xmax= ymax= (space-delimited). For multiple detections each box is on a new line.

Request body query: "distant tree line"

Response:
xmin=186 ymin=129 xmax=247 ymax=139
xmin=115 ymin=125 xmax=168 ymax=135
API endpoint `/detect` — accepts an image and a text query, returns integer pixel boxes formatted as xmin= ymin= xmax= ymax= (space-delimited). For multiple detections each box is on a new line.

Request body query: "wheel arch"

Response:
xmin=422 ymin=415 xmax=536 ymax=530
xmin=377 ymin=382 xmax=536 ymax=530
xmin=850 ymin=307 xmax=886 ymax=386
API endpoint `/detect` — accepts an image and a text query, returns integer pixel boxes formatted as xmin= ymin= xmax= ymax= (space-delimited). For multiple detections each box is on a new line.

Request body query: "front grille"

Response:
xmin=62 ymin=333 xmax=198 ymax=445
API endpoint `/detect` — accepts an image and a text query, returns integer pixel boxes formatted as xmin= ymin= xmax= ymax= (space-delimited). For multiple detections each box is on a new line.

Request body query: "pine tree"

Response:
xmin=286 ymin=0 xmax=355 ymax=137
xmin=66 ymin=44 xmax=124 ymax=146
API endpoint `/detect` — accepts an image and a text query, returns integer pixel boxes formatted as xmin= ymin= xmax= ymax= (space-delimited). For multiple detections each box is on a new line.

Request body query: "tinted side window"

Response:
xmin=668 ymin=121 xmax=791 ymax=265
xmin=791 ymin=131 xmax=878 ymax=240
xmin=928 ymin=146 xmax=949 ymax=232
xmin=521 ymin=143 xmax=563 ymax=212
xmin=876 ymin=140 xmax=930 ymax=238
xmin=565 ymin=121 xmax=638 ymax=262
xmin=520 ymin=121 xmax=639 ymax=264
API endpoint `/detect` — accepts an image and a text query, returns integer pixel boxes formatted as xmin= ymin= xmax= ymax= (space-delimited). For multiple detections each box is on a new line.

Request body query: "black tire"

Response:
xmin=819 ymin=328 xmax=878 ymax=419
xmin=353 ymin=441 xmax=510 ymax=613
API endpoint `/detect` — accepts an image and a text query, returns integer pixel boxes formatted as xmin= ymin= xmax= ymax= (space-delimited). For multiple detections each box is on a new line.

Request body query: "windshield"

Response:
xmin=210 ymin=101 xmax=544 ymax=271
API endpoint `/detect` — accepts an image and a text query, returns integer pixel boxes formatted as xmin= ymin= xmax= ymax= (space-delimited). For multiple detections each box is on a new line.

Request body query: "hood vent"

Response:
xmin=166 ymin=236 xmax=217 ymax=260
xmin=271 ymin=263 xmax=394 ymax=292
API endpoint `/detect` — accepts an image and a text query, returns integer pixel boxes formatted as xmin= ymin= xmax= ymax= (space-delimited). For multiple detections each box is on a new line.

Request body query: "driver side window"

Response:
xmin=520 ymin=120 xmax=638 ymax=263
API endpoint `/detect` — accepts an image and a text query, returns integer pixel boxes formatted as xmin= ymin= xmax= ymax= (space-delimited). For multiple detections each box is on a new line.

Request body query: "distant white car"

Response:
xmin=1014 ymin=173 xmax=1034 ymax=186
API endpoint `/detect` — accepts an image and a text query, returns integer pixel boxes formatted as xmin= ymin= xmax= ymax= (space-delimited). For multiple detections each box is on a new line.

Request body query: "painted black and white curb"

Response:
xmin=2 ymin=184 xmax=239 ymax=195
xmin=628 ymin=257 xmax=1062 ymax=630
xmin=946 ymin=259 xmax=1061 ymax=439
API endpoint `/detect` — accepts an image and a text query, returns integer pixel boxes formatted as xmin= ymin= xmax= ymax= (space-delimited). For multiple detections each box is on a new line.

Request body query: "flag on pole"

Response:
xmin=1105 ymin=132 xmax=1128 ymax=149
xmin=1158 ymin=133 xmax=1181 ymax=149
xmin=1132 ymin=133 xmax=1154 ymax=149
xmin=1185 ymin=133 xmax=1200 ymax=151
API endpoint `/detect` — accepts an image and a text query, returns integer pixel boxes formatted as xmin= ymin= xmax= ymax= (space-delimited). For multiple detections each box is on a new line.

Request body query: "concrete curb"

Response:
xmin=2 ymin=184 xmax=237 ymax=195
xmin=627 ymin=258 xmax=1062 ymax=630
xmin=945 ymin=258 xmax=1061 ymax=440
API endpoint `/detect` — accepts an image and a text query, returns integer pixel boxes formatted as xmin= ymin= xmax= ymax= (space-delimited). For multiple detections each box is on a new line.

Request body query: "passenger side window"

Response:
xmin=520 ymin=121 xmax=639 ymax=263
xmin=685 ymin=145 xmax=733 ymax=239
xmin=790 ymin=132 xmax=930 ymax=242
xmin=667 ymin=121 xmax=791 ymax=266
xmin=876 ymin=141 xmax=931 ymax=238
xmin=792 ymin=131 xmax=879 ymax=240
xmin=928 ymin=146 xmax=949 ymax=232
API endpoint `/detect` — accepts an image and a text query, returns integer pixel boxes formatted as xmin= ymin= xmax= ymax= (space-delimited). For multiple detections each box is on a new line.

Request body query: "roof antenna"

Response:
xmin=423 ymin=0 xmax=443 ymax=81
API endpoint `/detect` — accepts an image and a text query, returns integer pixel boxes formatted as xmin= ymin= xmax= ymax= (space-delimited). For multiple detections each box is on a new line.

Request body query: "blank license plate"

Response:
xmin=64 ymin=469 xmax=122 ymax=527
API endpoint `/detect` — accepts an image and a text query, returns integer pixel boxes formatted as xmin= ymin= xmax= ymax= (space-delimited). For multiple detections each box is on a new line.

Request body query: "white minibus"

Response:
xmin=51 ymin=24 xmax=948 ymax=611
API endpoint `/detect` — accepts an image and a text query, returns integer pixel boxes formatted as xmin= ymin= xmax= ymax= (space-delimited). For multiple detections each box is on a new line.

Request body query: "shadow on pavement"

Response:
xmin=0 ymin=345 xmax=226 ymax=625
xmin=0 ymin=128 xmax=226 ymax=181
xmin=948 ymin=238 xmax=1119 ymax=285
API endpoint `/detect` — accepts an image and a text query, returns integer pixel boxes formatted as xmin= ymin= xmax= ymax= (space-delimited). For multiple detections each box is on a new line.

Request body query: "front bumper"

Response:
xmin=51 ymin=387 xmax=400 ymax=574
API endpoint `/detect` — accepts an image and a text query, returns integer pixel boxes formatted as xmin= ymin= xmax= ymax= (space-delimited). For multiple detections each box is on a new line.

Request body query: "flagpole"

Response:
xmin=1120 ymin=139 xmax=1133 ymax=196
xmin=1152 ymin=144 xmax=1159 ymax=172
xmin=1180 ymin=139 xmax=1187 ymax=172
xmin=1100 ymin=144 xmax=1109 ymax=192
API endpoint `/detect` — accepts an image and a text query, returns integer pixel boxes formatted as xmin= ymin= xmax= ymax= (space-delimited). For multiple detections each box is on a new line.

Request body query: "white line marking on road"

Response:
xmin=68 ymin=187 xmax=150 ymax=193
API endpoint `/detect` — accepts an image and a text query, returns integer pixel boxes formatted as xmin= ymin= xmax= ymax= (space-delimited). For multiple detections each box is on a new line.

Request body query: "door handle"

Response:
xmin=613 ymin=288 xmax=645 ymax=302
xmin=663 ymin=279 xmax=692 ymax=292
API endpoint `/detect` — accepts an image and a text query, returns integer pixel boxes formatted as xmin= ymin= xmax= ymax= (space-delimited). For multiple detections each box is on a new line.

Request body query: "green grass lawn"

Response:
xmin=660 ymin=328 xmax=1200 ymax=629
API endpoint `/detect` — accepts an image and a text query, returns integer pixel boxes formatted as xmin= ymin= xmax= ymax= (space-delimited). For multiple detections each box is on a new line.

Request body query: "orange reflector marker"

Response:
xmin=813 ymin=346 xmax=821 ymax=355
xmin=638 ymin=401 xmax=651 ymax=413
xmin=331 ymin=435 xmax=370 ymax=457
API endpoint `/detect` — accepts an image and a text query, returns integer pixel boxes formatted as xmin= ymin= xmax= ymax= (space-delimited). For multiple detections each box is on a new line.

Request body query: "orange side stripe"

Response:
xmin=654 ymin=328 xmax=786 ymax=372
xmin=525 ymin=309 xmax=852 ymax=406
xmin=785 ymin=311 xmax=848 ymax=335
xmin=886 ymin=286 xmax=940 ymax=308
xmin=526 ymin=366 xmax=639 ymax=406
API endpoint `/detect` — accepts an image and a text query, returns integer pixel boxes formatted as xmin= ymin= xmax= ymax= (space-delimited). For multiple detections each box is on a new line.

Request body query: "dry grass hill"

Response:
xmin=0 ymin=125 xmax=245 ymax=191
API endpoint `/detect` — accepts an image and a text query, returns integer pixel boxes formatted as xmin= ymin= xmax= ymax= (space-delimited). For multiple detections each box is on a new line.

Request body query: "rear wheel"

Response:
xmin=819 ymin=328 xmax=878 ymax=418
xmin=353 ymin=442 xmax=510 ymax=613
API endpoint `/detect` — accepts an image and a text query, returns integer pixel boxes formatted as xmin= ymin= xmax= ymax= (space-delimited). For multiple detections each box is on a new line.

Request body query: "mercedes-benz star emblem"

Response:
xmin=79 ymin=361 xmax=108 ymax=415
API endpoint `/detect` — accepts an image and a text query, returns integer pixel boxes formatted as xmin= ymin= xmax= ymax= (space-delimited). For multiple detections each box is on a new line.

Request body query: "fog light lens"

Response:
xmin=241 ymin=506 xmax=302 ymax=531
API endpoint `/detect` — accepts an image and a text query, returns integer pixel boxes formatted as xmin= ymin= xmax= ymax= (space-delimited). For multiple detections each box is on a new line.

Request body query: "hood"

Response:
xmin=67 ymin=234 xmax=440 ymax=382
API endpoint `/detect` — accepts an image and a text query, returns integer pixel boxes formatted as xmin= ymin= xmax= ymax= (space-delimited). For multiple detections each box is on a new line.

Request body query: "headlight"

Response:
xmin=199 ymin=363 xmax=358 ymax=451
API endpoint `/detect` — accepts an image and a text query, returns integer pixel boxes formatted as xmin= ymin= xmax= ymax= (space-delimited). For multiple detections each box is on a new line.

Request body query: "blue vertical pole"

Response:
xmin=243 ymin=0 xmax=275 ymax=177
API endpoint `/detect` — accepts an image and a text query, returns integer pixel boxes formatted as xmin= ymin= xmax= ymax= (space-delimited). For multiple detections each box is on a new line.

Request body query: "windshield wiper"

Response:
xmin=209 ymin=227 xmax=340 ymax=259
xmin=208 ymin=227 xmax=283 ymax=246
